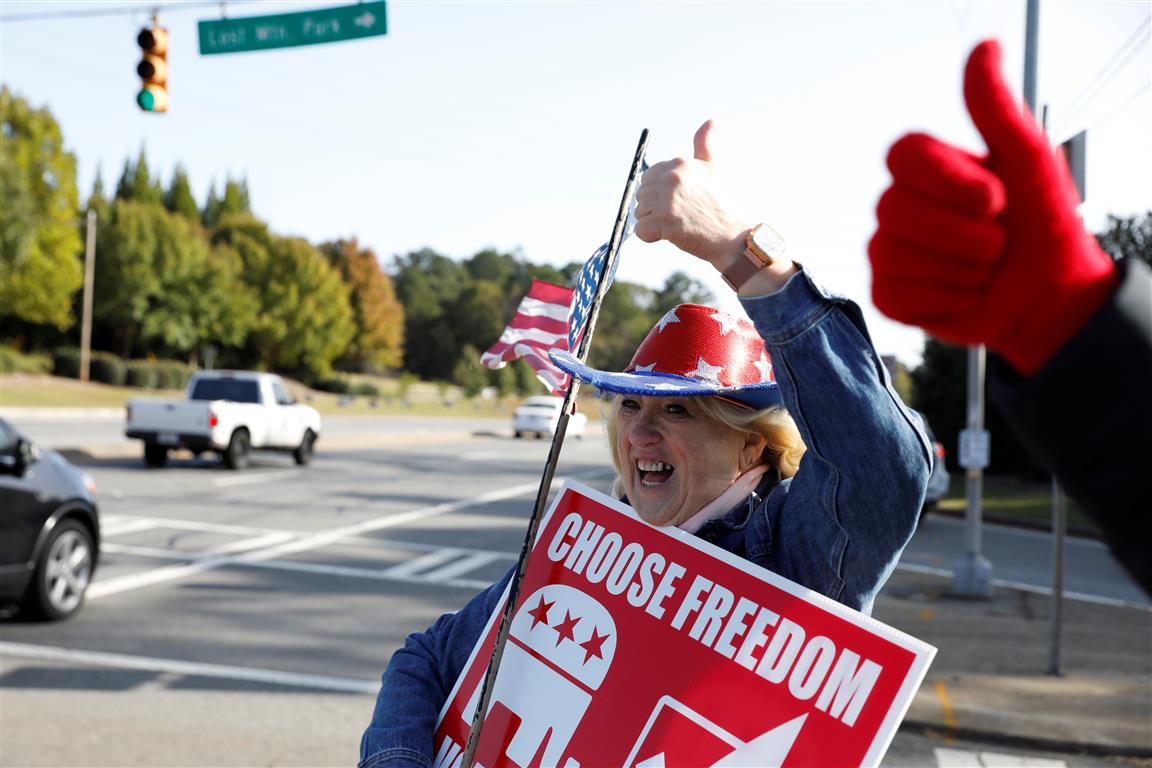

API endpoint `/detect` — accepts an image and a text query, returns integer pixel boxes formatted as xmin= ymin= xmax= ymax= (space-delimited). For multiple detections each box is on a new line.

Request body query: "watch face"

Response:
xmin=751 ymin=224 xmax=787 ymax=259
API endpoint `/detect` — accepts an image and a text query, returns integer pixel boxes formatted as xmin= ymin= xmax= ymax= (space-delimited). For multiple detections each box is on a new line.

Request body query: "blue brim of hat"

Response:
xmin=550 ymin=350 xmax=782 ymax=410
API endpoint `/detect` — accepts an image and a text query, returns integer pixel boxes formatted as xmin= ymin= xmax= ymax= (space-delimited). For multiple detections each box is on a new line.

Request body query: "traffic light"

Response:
xmin=136 ymin=26 xmax=169 ymax=113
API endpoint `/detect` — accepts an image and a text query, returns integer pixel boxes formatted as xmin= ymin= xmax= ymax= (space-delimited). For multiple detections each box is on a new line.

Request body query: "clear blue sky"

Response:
xmin=2 ymin=0 xmax=1149 ymax=366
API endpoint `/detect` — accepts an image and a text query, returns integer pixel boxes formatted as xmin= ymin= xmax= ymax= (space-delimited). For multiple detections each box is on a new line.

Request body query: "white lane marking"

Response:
xmin=933 ymin=749 xmax=984 ymax=767
xmin=461 ymin=451 xmax=503 ymax=461
xmin=0 ymin=641 xmax=377 ymax=694
xmin=421 ymin=552 xmax=501 ymax=582
xmin=894 ymin=562 xmax=1152 ymax=611
xmin=90 ymin=532 xmax=295 ymax=598
xmin=332 ymin=535 xmax=517 ymax=558
xmin=212 ymin=470 xmax=301 ymax=488
xmin=100 ymin=543 xmax=513 ymax=590
xmin=99 ymin=517 xmax=161 ymax=537
xmin=87 ymin=481 xmax=542 ymax=600
xmin=100 ymin=515 xmax=287 ymax=537
xmin=933 ymin=748 xmax=1066 ymax=767
xmin=240 ymin=558 xmax=493 ymax=591
xmin=381 ymin=549 xmax=462 ymax=578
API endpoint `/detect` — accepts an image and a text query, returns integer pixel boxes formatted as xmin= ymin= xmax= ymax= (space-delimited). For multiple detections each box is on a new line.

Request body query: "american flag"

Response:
xmin=480 ymin=279 xmax=576 ymax=394
xmin=480 ymin=162 xmax=644 ymax=394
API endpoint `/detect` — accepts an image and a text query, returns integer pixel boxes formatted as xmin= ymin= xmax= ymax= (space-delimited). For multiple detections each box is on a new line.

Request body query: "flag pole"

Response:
xmin=461 ymin=128 xmax=649 ymax=766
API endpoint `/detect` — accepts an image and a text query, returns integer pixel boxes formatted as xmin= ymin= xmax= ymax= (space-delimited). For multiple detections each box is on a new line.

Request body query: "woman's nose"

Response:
xmin=627 ymin=418 xmax=661 ymax=446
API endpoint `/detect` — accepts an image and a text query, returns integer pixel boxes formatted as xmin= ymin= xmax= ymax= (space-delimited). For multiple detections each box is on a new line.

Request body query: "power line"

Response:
xmin=1054 ymin=15 xmax=1151 ymax=133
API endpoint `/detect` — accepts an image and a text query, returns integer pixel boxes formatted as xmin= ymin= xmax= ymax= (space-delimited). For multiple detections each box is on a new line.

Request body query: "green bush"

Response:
xmin=0 ymin=346 xmax=52 ymax=375
xmin=157 ymin=362 xmax=191 ymax=390
xmin=313 ymin=377 xmax=351 ymax=394
xmin=126 ymin=362 xmax=159 ymax=389
xmin=351 ymin=381 xmax=380 ymax=397
xmin=53 ymin=348 xmax=81 ymax=379
xmin=90 ymin=352 xmax=126 ymax=386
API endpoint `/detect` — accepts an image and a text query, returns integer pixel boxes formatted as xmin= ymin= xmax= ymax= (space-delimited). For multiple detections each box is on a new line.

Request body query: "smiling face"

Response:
xmin=610 ymin=395 xmax=767 ymax=527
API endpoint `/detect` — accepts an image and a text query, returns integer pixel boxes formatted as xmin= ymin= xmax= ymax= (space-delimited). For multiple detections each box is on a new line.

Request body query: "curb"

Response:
xmin=898 ymin=720 xmax=1152 ymax=759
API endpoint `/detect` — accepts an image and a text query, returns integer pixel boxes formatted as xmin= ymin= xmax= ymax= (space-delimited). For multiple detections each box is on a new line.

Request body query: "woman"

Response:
xmin=359 ymin=121 xmax=931 ymax=768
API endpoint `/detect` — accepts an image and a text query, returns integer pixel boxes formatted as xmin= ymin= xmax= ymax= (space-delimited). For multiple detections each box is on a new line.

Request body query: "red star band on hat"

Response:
xmin=625 ymin=304 xmax=775 ymax=388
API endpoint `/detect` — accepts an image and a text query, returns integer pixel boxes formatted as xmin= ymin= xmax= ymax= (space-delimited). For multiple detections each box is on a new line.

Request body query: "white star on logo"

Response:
xmin=689 ymin=356 xmax=724 ymax=384
xmin=656 ymin=309 xmax=681 ymax=333
xmin=754 ymin=352 xmax=773 ymax=382
xmin=710 ymin=310 xmax=742 ymax=336
xmin=633 ymin=363 xmax=656 ymax=372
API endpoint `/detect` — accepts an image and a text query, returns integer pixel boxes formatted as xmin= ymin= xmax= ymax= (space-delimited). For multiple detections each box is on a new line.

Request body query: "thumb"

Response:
xmin=964 ymin=39 xmax=1044 ymax=159
xmin=693 ymin=119 xmax=717 ymax=162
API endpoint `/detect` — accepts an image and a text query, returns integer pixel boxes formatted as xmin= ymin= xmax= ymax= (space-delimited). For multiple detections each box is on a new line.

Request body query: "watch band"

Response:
xmin=720 ymin=253 xmax=765 ymax=291
xmin=721 ymin=224 xmax=781 ymax=290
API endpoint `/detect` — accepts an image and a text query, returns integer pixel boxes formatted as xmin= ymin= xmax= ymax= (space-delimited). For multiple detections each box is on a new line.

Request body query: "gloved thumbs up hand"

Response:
xmin=869 ymin=39 xmax=1119 ymax=375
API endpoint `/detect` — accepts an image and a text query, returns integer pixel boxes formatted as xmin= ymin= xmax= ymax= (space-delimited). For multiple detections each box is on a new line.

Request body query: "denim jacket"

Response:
xmin=359 ymin=268 xmax=931 ymax=768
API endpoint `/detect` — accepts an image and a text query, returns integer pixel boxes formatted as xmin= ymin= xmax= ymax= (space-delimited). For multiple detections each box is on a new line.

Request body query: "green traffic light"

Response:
xmin=137 ymin=89 xmax=156 ymax=111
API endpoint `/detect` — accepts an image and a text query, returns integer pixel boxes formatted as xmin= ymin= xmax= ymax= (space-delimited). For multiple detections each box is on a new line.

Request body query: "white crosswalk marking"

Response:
xmin=420 ymin=552 xmax=501 ymax=582
xmin=934 ymin=748 xmax=1067 ymax=767
xmin=381 ymin=548 xmax=464 ymax=578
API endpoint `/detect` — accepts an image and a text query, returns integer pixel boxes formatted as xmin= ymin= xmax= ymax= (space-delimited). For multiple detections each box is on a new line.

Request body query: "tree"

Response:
xmin=653 ymin=271 xmax=714 ymax=313
xmin=320 ymin=238 xmax=404 ymax=371
xmin=202 ymin=184 xmax=222 ymax=229
xmin=1096 ymin=211 xmax=1152 ymax=267
xmin=213 ymin=216 xmax=354 ymax=377
xmin=164 ymin=164 xmax=201 ymax=222
xmin=392 ymin=249 xmax=470 ymax=380
xmin=93 ymin=200 xmax=164 ymax=356
xmin=0 ymin=87 xmax=84 ymax=331
xmin=584 ymin=281 xmax=656 ymax=373
xmin=453 ymin=344 xmax=487 ymax=398
xmin=115 ymin=147 xmax=163 ymax=205
xmin=220 ymin=177 xmax=250 ymax=218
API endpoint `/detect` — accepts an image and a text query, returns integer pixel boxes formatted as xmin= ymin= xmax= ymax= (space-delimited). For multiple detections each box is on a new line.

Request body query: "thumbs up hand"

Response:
xmin=634 ymin=120 xmax=750 ymax=267
xmin=869 ymin=40 xmax=1118 ymax=375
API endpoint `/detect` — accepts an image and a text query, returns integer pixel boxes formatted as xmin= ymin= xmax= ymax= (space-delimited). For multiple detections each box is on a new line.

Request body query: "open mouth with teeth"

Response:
xmin=637 ymin=460 xmax=675 ymax=487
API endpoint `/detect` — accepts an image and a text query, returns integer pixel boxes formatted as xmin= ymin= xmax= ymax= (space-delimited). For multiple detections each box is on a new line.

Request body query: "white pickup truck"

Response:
xmin=125 ymin=371 xmax=321 ymax=469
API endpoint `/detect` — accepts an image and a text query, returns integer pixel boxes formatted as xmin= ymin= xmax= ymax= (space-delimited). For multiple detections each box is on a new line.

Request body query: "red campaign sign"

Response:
xmin=434 ymin=481 xmax=935 ymax=768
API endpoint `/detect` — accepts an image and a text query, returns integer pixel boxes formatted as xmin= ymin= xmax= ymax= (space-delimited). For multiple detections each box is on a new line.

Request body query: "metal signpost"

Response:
xmin=198 ymin=1 xmax=387 ymax=56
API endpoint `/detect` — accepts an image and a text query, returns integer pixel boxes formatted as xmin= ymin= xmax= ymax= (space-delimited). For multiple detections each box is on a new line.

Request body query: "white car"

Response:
xmin=512 ymin=396 xmax=588 ymax=439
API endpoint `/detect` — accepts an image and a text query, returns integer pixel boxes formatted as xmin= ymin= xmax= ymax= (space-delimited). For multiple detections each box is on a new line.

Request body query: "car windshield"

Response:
xmin=189 ymin=378 xmax=260 ymax=403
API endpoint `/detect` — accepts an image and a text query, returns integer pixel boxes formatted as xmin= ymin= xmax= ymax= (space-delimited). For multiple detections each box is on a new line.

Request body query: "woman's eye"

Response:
xmin=665 ymin=404 xmax=689 ymax=416
xmin=620 ymin=398 xmax=640 ymax=413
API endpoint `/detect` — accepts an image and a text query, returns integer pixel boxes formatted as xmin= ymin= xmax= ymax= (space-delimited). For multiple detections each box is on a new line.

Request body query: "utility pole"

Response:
xmin=79 ymin=209 xmax=97 ymax=383
xmin=953 ymin=0 xmax=1042 ymax=598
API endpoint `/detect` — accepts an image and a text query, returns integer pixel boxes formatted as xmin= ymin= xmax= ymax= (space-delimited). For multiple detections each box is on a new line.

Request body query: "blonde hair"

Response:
xmin=603 ymin=394 xmax=806 ymax=496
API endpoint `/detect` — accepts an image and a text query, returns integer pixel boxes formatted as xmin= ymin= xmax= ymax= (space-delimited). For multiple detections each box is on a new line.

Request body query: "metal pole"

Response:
xmin=952 ymin=345 xmax=992 ymax=597
xmin=1048 ymin=479 xmax=1066 ymax=675
xmin=79 ymin=209 xmax=97 ymax=383
xmin=1023 ymin=0 xmax=1040 ymax=114
xmin=460 ymin=130 xmax=649 ymax=767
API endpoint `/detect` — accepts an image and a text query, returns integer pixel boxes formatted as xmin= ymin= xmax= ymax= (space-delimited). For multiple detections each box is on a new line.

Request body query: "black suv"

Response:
xmin=0 ymin=417 xmax=101 ymax=620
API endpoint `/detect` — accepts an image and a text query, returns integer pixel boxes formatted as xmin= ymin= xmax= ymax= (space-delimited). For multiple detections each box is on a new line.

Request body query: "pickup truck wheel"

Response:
xmin=144 ymin=443 xmax=168 ymax=467
xmin=293 ymin=429 xmax=316 ymax=466
xmin=223 ymin=429 xmax=251 ymax=470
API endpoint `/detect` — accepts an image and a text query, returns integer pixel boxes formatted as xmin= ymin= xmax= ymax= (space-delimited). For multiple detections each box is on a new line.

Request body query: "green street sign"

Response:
xmin=198 ymin=1 xmax=387 ymax=56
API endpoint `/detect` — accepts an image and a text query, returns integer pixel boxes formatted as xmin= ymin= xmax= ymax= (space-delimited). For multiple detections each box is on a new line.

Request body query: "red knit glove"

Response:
xmin=869 ymin=39 xmax=1119 ymax=375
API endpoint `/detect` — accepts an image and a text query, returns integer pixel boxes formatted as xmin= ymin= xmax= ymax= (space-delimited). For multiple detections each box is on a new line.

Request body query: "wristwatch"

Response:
xmin=721 ymin=223 xmax=787 ymax=290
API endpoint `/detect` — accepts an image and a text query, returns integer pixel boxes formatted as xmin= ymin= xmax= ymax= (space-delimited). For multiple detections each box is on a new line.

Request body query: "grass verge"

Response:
xmin=936 ymin=472 xmax=1099 ymax=536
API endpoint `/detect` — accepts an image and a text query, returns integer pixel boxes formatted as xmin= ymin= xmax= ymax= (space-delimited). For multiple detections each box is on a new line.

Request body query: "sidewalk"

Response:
xmin=875 ymin=569 xmax=1152 ymax=756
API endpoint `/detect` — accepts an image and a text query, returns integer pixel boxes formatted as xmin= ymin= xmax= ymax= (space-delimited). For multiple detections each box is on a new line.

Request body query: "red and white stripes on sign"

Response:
xmin=480 ymin=279 xmax=576 ymax=394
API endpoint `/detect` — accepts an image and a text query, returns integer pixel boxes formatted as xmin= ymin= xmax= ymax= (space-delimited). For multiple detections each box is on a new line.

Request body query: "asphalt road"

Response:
xmin=0 ymin=416 xmax=1142 ymax=766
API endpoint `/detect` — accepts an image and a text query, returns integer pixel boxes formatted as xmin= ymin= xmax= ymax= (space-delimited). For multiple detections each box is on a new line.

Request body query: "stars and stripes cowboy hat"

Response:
xmin=550 ymin=304 xmax=781 ymax=410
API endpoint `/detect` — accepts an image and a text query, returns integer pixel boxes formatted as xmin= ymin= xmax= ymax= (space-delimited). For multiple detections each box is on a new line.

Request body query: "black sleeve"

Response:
xmin=988 ymin=258 xmax=1152 ymax=595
